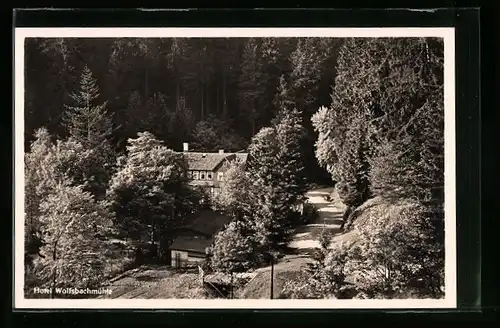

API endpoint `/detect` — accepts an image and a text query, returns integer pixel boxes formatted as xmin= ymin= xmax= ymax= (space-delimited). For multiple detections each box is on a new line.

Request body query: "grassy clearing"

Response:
xmin=237 ymin=255 xmax=312 ymax=299
xmin=100 ymin=265 xmax=209 ymax=299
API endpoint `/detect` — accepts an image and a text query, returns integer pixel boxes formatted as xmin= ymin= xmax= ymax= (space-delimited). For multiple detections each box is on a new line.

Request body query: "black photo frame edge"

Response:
xmin=8 ymin=7 xmax=490 ymax=326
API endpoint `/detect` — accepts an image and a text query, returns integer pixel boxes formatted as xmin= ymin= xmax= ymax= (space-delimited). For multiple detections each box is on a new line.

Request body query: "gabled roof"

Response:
xmin=234 ymin=153 xmax=249 ymax=163
xmin=180 ymin=152 xmax=248 ymax=172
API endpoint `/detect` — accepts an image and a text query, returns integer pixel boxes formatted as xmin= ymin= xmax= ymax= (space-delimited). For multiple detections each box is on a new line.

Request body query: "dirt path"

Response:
xmin=288 ymin=187 xmax=347 ymax=253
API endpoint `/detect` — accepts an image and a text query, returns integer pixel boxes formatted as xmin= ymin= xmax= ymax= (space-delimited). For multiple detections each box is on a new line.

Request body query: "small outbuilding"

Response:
xmin=169 ymin=209 xmax=232 ymax=268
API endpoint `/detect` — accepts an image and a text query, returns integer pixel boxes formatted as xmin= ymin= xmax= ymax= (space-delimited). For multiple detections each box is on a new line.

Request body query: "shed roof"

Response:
xmin=169 ymin=236 xmax=213 ymax=254
xmin=180 ymin=152 xmax=248 ymax=171
xmin=169 ymin=210 xmax=233 ymax=253
xmin=186 ymin=209 xmax=232 ymax=236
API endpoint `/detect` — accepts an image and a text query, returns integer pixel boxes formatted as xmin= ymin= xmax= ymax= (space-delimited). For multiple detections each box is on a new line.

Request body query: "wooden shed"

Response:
xmin=169 ymin=209 xmax=232 ymax=268
xmin=170 ymin=236 xmax=213 ymax=268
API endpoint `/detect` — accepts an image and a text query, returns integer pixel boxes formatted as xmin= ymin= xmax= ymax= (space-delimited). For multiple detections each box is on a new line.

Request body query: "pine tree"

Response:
xmin=274 ymin=106 xmax=308 ymax=206
xmin=63 ymin=65 xmax=113 ymax=147
xmin=272 ymin=75 xmax=295 ymax=124
xmin=63 ymin=65 xmax=115 ymax=198
xmin=311 ymin=39 xmax=376 ymax=228
xmin=191 ymin=115 xmax=246 ymax=152
xmin=168 ymin=96 xmax=195 ymax=150
xmin=238 ymin=38 xmax=264 ymax=136
xmin=310 ymin=37 xmax=445 ymax=297
xmin=289 ymin=38 xmax=325 ymax=114
xmin=247 ymin=104 xmax=308 ymax=254
xmin=288 ymin=38 xmax=342 ymax=187
xmin=257 ymin=38 xmax=287 ymax=126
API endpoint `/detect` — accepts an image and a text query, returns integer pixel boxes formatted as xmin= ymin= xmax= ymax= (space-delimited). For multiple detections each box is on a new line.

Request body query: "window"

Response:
xmin=217 ymin=172 xmax=224 ymax=181
xmin=187 ymin=171 xmax=193 ymax=179
xmin=200 ymin=172 xmax=205 ymax=180
xmin=193 ymin=171 xmax=199 ymax=180
xmin=207 ymin=172 xmax=212 ymax=180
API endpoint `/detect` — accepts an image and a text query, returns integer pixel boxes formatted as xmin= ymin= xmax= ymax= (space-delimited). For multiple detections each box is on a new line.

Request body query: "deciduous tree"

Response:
xmin=36 ymin=183 xmax=112 ymax=296
xmin=344 ymin=201 xmax=444 ymax=299
xmin=212 ymin=158 xmax=253 ymax=218
xmin=108 ymin=132 xmax=196 ymax=251
xmin=208 ymin=220 xmax=260 ymax=274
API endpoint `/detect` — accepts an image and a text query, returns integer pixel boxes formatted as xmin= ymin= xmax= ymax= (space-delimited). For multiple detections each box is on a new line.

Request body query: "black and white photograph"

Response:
xmin=14 ymin=28 xmax=456 ymax=309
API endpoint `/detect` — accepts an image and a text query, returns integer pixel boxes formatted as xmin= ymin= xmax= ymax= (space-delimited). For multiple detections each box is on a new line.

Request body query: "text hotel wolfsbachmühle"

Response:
xmin=33 ymin=286 xmax=112 ymax=296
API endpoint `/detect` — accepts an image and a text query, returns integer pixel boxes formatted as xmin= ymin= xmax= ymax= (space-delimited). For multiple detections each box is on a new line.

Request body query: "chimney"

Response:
xmin=218 ymin=149 xmax=224 ymax=154
xmin=183 ymin=142 xmax=189 ymax=152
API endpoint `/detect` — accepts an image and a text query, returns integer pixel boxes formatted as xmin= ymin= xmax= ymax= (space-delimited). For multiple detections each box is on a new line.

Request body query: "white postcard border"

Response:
xmin=14 ymin=27 xmax=456 ymax=309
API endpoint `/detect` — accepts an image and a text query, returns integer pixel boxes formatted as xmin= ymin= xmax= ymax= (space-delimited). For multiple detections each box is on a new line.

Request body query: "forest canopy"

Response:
xmin=26 ymin=38 xmax=332 ymax=149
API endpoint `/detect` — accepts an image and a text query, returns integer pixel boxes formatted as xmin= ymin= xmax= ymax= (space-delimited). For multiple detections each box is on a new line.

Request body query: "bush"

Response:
xmin=343 ymin=200 xmax=444 ymax=299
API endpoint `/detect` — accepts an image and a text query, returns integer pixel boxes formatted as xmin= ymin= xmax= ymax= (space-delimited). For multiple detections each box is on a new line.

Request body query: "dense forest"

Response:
xmin=23 ymin=36 xmax=445 ymax=300
xmin=25 ymin=37 xmax=342 ymax=184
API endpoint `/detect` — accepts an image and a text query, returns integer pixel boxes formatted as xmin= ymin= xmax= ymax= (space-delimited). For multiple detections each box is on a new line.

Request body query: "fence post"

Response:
xmin=198 ymin=265 xmax=204 ymax=285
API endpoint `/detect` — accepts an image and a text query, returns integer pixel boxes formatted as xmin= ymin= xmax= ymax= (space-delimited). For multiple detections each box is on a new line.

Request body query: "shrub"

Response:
xmin=343 ymin=200 xmax=444 ymax=299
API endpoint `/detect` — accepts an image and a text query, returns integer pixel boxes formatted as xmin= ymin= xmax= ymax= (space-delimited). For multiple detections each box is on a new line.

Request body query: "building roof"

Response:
xmin=169 ymin=210 xmax=233 ymax=253
xmin=234 ymin=153 xmax=249 ymax=163
xmin=180 ymin=152 xmax=248 ymax=172
xmin=188 ymin=180 xmax=218 ymax=188
xmin=187 ymin=209 xmax=233 ymax=236
xmin=169 ymin=236 xmax=213 ymax=254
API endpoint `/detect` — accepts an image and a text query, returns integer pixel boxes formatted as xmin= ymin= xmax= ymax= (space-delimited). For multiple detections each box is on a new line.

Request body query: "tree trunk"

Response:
xmin=175 ymin=82 xmax=180 ymax=112
xmin=51 ymin=245 xmax=57 ymax=299
xmin=206 ymin=86 xmax=210 ymax=118
xmin=200 ymin=86 xmax=204 ymax=121
xmin=145 ymin=45 xmax=150 ymax=110
xmin=251 ymin=98 xmax=257 ymax=136
xmin=230 ymin=272 xmax=234 ymax=299
xmin=216 ymin=86 xmax=220 ymax=114
xmin=150 ymin=218 xmax=154 ymax=244
xmin=222 ymin=73 xmax=228 ymax=119
xmin=340 ymin=206 xmax=353 ymax=231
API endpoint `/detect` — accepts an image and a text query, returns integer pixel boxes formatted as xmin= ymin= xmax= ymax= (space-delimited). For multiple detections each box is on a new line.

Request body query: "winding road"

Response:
xmin=288 ymin=187 xmax=346 ymax=252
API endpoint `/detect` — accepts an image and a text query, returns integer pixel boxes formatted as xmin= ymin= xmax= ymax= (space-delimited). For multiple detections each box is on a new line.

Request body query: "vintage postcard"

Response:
xmin=14 ymin=27 xmax=456 ymax=309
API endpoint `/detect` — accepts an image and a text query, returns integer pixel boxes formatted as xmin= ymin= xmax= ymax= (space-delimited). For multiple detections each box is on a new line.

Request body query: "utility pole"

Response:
xmin=230 ymin=273 xmax=233 ymax=299
xmin=270 ymin=255 xmax=274 ymax=299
